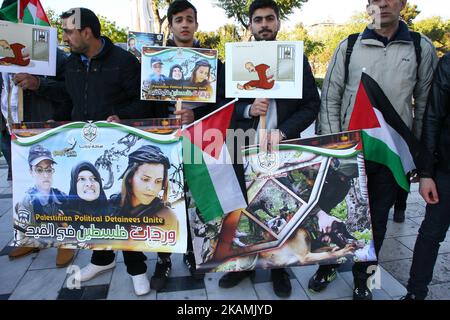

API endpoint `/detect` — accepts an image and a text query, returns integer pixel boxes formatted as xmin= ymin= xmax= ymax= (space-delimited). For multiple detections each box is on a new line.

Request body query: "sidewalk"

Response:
xmin=0 ymin=157 xmax=448 ymax=300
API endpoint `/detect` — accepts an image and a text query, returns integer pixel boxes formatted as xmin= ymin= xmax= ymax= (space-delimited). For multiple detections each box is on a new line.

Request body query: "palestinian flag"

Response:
xmin=349 ymin=73 xmax=423 ymax=192
xmin=0 ymin=0 xmax=50 ymax=25
xmin=181 ymin=100 xmax=247 ymax=223
xmin=19 ymin=0 xmax=50 ymax=26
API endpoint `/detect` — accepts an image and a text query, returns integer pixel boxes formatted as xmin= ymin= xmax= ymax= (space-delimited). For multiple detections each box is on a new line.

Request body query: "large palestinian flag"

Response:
xmin=349 ymin=73 xmax=423 ymax=192
xmin=0 ymin=0 xmax=50 ymax=25
xmin=181 ymin=100 xmax=247 ymax=223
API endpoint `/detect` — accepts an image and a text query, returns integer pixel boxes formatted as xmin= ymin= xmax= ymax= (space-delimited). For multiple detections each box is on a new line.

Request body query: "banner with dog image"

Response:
xmin=189 ymin=131 xmax=376 ymax=272
xmin=11 ymin=119 xmax=187 ymax=253
xmin=141 ymin=46 xmax=218 ymax=103
xmin=0 ymin=20 xmax=57 ymax=76
xmin=225 ymin=41 xmax=303 ymax=99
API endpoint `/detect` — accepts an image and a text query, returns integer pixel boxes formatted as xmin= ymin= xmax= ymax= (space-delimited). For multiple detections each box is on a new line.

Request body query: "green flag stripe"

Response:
xmin=362 ymin=131 xmax=410 ymax=192
xmin=184 ymin=141 xmax=224 ymax=222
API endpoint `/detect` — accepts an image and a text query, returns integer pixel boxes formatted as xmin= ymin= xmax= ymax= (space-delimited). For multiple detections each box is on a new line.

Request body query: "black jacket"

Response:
xmin=23 ymin=49 xmax=72 ymax=122
xmin=420 ymin=53 xmax=450 ymax=177
xmin=65 ymin=36 xmax=153 ymax=121
xmin=234 ymin=55 xmax=321 ymax=140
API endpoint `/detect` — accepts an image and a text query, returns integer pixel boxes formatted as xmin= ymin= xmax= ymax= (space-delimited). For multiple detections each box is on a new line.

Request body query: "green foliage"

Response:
xmin=413 ymin=16 xmax=450 ymax=55
xmin=401 ymin=3 xmax=421 ymax=27
xmin=195 ymin=24 xmax=241 ymax=60
xmin=352 ymin=229 xmax=372 ymax=242
xmin=216 ymin=0 xmax=308 ymax=29
xmin=330 ymin=200 xmax=348 ymax=222
xmin=46 ymin=8 xmax=127 ymax=43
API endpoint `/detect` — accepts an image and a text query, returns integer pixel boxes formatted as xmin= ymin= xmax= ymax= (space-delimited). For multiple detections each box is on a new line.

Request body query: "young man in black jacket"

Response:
xmin=403 ymin=53 xmax=450 ymax=300
xmin=60 ymin=7 xmax=158 ymax=296
xmin=217 ymin=0 xmax=321 ymax=298
xmin=149 ymin=0 xmax=228 ymax=292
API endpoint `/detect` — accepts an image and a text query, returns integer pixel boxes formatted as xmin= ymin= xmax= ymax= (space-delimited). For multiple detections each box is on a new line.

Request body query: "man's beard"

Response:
xmin=253 ymin=28 xmax=278 ymax=41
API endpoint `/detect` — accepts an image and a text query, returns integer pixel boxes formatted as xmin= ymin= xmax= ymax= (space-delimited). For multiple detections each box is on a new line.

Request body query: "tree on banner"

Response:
xmin=348 ymin=73 xmax=425 ymax=192
xmin=181 ymin=99 xmax=247 ymax=223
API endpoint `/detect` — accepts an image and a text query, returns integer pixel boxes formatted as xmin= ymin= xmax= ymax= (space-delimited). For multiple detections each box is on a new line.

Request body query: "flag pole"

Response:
xmin=17 ymin=0 xmax=24 ymax=123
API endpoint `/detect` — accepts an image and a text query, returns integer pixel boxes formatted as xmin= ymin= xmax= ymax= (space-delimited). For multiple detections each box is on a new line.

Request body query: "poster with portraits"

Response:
xmin=225 ymin=41 xmax=303 ymax=99
xmin=11 ymin=119 xmax=187 ymax=253
xmin=0 ymin=20 xmax=57 ymax=76
xmin=141 ymin=46 xmax=218 ymax=103
xmin=127 ymin=31 xmax=164 ymax=62
xmin=189 ymin=131 xmax=376 ymax=272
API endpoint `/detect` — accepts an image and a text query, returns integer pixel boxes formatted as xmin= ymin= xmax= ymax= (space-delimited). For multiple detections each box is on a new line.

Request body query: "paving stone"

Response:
xmin=254 ymin=279 xmax=309 ymax=300
xmin=204 ymin=271 xmax=258 ymax=300
xmin=107 ymin=262 xmax=156 ymax=300
xmin=169 ymin=253 xmax=192 ymax=278
xmin=157 ymin=288 xmax=207 ymax=300
xmin=402 ymin=202 xmax=426 ymax=219
xmin=339 ymin=270 xmax=393 ymax=300
xmin=380 ymin=259 xmax=411 ymax=288
xmin=426 ymin=282 xmax=450 ymax=300
xmin=379 ymin=238 xmax=413 ymax=262
xmin=409 ymin=217 xmax=425 ymax=226
xmin=29 ymin=247 xmax=60 ymax=270
xmin=9 ymin=268 xmax=67 ymax=300
xmin=290 ymin=265 xmax=353 ymax=300
xmin=0 ymin=211 xmax=13 ymax=234
xmin=385 ymin=219 xmax=420 ymax=238
xmin=0 ymin=254 xmax=35 ymax=294
xmin=396 ymin=235 xmax=450 ymax=255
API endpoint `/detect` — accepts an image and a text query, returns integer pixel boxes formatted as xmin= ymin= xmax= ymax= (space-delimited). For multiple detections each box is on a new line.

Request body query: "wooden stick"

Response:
xmin=18 ymin=87 xmax=24 ymax=122
xmin=259 ymin=115 xmax=268 ymax=152
xmin=175 ymin=99 xmax=182 ymax=126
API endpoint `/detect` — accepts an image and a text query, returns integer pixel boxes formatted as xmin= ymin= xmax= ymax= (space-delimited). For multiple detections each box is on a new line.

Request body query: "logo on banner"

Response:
xmin=82 ymin=122 xmax=98 ymax=143
xmin=257 ymin=151 xmax=280 ymax=173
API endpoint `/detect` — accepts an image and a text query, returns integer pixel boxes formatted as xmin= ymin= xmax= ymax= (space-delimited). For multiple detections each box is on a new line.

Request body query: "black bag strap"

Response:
xmin=344 ymin=33 xmax=360 ymax=85
xmin=410 ymin=31 xmax=422 ymax=80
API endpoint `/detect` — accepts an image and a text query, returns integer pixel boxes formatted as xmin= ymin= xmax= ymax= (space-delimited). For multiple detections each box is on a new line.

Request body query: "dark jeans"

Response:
xmin=407 ymin=170 xmax=450 ymax=299
xmin=395 ymin=173 xmax=411 ymax=212
xmin=91 ymin=250 xmax=171 ymax=276
xmin=317 ymin=161 xmax=399 ymax=283
xmin=1 ymin=129 xmax=11 ymax=175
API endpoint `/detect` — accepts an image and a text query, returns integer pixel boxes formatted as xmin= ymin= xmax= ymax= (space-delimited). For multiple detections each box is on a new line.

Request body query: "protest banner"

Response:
xmin=225 ymin=41 xmax=303 ymax=99
xmin=127 ymin=31 xmax=163 ymax=62
xmin=0 ymin=20 xmax=57 ymax=76
xmin=11 ymin=119 xmax=187 ymax=253
xmin=141 ymin=46 xmax=218 ymax=103
xmin=189 ymin=131 xmax=376 ymax=272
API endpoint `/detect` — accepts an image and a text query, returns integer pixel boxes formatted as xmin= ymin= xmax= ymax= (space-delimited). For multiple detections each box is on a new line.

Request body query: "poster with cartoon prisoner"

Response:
xmin=225 ymin=41 xmax=303 ymax=99
xmin=11 ymin=119 xmax=187 ymax=253
xmin=127 ymin=31 xmax=163 ymax=62
xmin=141 ymin=46 xmax=218 ymax=103
xmin=189 ymin=131 xmax=376 ymax=272
xmin=0 ymin=20 xmax=57 ymax=76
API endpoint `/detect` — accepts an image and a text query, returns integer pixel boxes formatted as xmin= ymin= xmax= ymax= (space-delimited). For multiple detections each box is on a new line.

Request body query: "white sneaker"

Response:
xmin=131 ymin=273 xmax=150 ymax=296
xmin=79 ymin=261 xmax=116 ymax=282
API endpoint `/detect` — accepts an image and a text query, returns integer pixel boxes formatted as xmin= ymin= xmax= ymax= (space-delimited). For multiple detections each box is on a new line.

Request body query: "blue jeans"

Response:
xmin=407 ymin=170 xmax=450 ymax=299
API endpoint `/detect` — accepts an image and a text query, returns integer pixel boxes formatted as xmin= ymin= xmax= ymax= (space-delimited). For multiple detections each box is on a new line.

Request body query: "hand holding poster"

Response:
xmin=141 ymin=46 xmax=218 ymax=103
xmin=225 ymin=41 xmax=303 ymax=99
xmin=0 ymin=20 xmax=57 ymax=76
xmin=188 ymin=131 xmax=376 ymax=272
xmin=11 ymin=120 xmax=187 ymax=253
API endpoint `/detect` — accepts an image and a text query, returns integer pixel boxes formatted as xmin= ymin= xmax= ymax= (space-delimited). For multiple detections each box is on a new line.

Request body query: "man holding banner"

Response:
xmin=218 ymin=0 xmax=320 ymax=298
xmin=317 ymin=0 xmax=437 ymax=300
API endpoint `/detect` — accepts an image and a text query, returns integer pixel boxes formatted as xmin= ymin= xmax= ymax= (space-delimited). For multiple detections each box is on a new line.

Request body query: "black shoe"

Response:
xmin=393 ymin=209 xmax=406 ymax=223
xmin=353 ymin=281 xmax=372 ymax=300
xmin=400 ymin=292 xmax=423 ymax=300
xmin=150 ymin=258 xmax=171 ymax=291
xmin=308 ymin=267 xmax=337 ymax=293
xmin=271 ymin=268 xmax=292 ymax=298
xmin=218 ymin=271 xmax=253 ymax=289
xmin=184 ymin=252 xmax=204 ymax=280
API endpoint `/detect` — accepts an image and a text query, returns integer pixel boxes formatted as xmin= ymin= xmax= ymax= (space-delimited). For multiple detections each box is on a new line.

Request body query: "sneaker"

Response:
xmin=79 ymin=261 xmax=116 ymax=282
xmin=131 ymin=273 xmax=150 ymax=296
xmin=183 ymin=252 xmax=204 ymax=280
xmin=271 ymin=268 xmax=292 ymax=298
xmin=218 ymin=271 xmax=254 ymax=289
xmin=308 ymin=267 xmax=337 ymax=293
xmin=150 ymin=258 xmax=171 ymax=291
xmin=393 ymin=209 xmax=406 ymax=223
xmin=353 ymin=281 xmax=373 ymax=300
